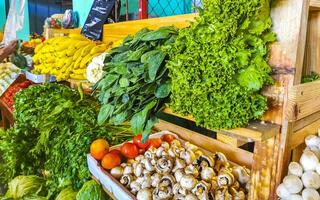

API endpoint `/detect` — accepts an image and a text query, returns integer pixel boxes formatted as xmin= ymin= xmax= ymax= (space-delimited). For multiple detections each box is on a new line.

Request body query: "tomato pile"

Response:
xmin=90 ymin=134 xmax=176 ymax=170
xmin=1 ymin=80 xmax=32 ymax=111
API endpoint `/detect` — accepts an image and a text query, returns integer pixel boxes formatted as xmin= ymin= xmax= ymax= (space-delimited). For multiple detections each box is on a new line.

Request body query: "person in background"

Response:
xmin=0 ymin=40 xmax=18 ymax=62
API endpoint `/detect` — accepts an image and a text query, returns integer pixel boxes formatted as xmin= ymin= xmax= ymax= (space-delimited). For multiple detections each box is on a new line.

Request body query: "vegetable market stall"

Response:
xmin=85 ymin=0 xmax=320 ymax=199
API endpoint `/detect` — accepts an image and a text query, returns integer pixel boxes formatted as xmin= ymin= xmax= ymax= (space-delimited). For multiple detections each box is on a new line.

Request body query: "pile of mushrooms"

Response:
xmin=277 ymin=132 xmax=320 ymax=200
xmin=110 ymin=138 xmax=250 ymax=200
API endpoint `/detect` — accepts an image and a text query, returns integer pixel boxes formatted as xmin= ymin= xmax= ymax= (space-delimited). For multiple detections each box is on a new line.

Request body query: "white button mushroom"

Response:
xmin=300 ymin=150 xmax=319 ymax=171
xmin=110 ymin=166 xmax=124 ymax=180
xmin=276 ymin=183 xmax=291 ymax=199
xmin=136 ymin=188 xmax=152 ymax=200
xmin=282 ymin=175 xmax=303 ymax=194
xmin=301 ymin=171 xmax=320 ymax=189
xmin=302 ymin=188 xmax=320 ymax=200
xmin=201 ymin=166 xmax=215 ymax=182
xmin=288 ymin=162 xmax=303 ymax=177
xmin=180 ymin=175 xmax=198 ymax=190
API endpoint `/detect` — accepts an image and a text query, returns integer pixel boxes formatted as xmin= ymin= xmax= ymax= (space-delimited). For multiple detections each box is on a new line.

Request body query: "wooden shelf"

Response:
xmin=161 ymin=108 xmax=281 ymax=142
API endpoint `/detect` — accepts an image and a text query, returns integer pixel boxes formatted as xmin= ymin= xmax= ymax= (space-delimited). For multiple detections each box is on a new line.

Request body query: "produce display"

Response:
xmin=33 ymin=34 xmax=112 ymax=81
xmin=0 ymin=63 xmax=21 ymax=96
xmin=166 ymin=0 xmax=276 ymax=129
xmin=0 ymin=84 xmax=133 ymax=198
xmin=95 ymin=26 xmax=177 ymax=139
xmin=1 ymin=80 xmax=32 ymax=111
xmin=277 ymin=133 xmax=320 ymax=200
xmin=92 ymin=133 xmax=250 ymax=200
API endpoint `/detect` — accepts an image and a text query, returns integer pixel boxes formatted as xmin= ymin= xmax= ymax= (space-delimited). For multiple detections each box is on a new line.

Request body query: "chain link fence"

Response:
xmin=148 ymin=0 xmax=203 ymax=18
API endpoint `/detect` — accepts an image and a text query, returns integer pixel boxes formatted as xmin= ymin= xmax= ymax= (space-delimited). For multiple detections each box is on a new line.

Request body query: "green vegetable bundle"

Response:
xmin=1 ymin=175 xmax=46 ymax=200
xmin=166 ymin=0 xmax=276 ymax=129
xmin=76 ymin=180 xmax=107 ymax=200
xmin=95 ymin=26 xmax=177 ymax=139
xmin=0 ymin=84 xmax=132 ymax=198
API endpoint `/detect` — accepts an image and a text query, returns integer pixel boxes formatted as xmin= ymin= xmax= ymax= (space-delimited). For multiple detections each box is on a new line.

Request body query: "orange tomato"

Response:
xmin=90 ymin=139 xmax=109 ymax=160
xmin=148 ymin=138 xmax=162 ymax=149
xmin=101 ymin=153 xmax=121 ymax=170
xmin=161 ymin=134 xmax=176 ymax=144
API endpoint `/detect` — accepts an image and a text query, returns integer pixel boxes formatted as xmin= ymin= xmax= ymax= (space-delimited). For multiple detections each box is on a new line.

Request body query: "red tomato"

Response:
xmin=148 ymin=138 xmax=162 ymax=149
xmin=109 ymin=149 xmax=123 ymax=157
xmin=161 ymin=134 xmax=176 ymax=144
xmin=120 ymin=143 xmax=139 ymax=159
xmin=133 ymin=134 xmax=150 ymax=149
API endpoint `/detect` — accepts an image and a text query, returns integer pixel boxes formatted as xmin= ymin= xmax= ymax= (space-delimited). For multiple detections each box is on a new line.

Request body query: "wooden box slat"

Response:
xmin=162 ymin=108 xmax=280 ymax=142
xmin=154 ymin=119 xmax=253 ymax=168
xmin=286 ymin=80 xmax=320 ymax=121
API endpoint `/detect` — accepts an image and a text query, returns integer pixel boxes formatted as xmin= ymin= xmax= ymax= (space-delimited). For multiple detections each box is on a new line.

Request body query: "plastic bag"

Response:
xmin=62 ymin=9 xmax=78 ymax=29
xmin=2 ymin=0 xmax=26 ymax=45
xmin=81 ymin=0 xmax=116 ymax=41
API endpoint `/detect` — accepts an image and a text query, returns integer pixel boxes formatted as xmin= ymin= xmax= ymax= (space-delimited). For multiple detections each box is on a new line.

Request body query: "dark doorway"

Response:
xmin=28 ymin=0 xmax=72 ymax=34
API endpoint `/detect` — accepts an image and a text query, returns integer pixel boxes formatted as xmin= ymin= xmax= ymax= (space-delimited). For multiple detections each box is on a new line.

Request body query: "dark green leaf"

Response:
xmin=130 ymin=100 xmax=157 ymax=134
xmin=155 ymin=81 xmax=171 ymax=98
xmin=98 ymin=104 xmax=114 ymax=125
xmin=142 ymin=116 xmax=159 ymax=142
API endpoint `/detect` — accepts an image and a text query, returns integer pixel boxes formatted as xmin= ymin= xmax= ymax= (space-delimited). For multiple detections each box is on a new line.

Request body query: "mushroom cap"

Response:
xmin=110 ymin=166 xmax=124 ymax=180
xmin=300 ymin=150 xmax=319 ymax=171
xmin=184 ymin=164 xmax=199 ymax=177
xmin=301 ymin=171 xmax=320 ymax=189
xmin=195 ymin=155 xmax=215 ymax=168
xmin=137 ymin=188 xmax=152 ymax=200
xmin=156 ymin=156 xmax=174 ymax=174
xmin=120 ymin=174 xmax=133 ymax=187
xmin=200 ymin=166 xmax=215 ymax=182
xmin=180 ymin=174 xmax=198 ymax=190
xmin=192 ymin=180 xmax=211 ymax=196
xmin=171 ymin=139 xmax=181 ymax=147
xmin=185 ymin=193 xmax=198 ymax=200
xmin=152 ymin=186 xmax=173 ymax=200
xmin=302 ymin=188 xmax=320 ymax=200
xmin=288 ymin=162 xmax=303 ymax=177
xmin=173 ymin=194 xmax=185 ymax=200
xmin=160 ymin=174 xmax=175 ymax=187
xmin=217 ymin=169 xmax=235 ymax=187
xmin=283 ymin=175 xmax=303 ymax=194
xmin=174 ymin=169 xmax=185 ymax=183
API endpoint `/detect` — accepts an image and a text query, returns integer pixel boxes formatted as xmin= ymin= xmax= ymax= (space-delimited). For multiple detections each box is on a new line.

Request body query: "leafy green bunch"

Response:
xmin=0 ymin=84 xmax=132 ymax=198
xmin=95 ymin=26 xmax=177 ymax=140
xmin=166 ymin=0 xmax=276 ymax=129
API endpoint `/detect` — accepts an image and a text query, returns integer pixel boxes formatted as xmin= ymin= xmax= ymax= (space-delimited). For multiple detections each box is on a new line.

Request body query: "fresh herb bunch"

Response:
xmin=95 ymin=26 xmax=177 ymax=140
xmin=302 ymin=72 xmax=320 ymax=83
xmin=166 ymin=0 xmax=276 ymax=129
xmin=0 ymin=84 xmax=132 ymax=198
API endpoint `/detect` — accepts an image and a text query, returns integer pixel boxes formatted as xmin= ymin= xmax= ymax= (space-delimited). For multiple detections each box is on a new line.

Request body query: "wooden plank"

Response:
xmin=286 ymin=80 xmax=320 ymax=121
xmin=102 ymin=13 xmax=197 ymax=43
xmin=310 ymin=0 xmax=320 ymax=10
xmin=162 ymin=108 xmax=280 ymax=142
xmin=262 ymin=0 xmax=309 ymax=124
xmin=290 ymin=118 xmax=320 ymax=149
xmin=216 ymin=133 xmax=247 ymax=147
xmin=154 ymin=119 xmax=253 ymax=168
xmin=304 ymin=11 xmax=320 ymax=74
xmin=294 ymin=110 xmax=320 ymax=131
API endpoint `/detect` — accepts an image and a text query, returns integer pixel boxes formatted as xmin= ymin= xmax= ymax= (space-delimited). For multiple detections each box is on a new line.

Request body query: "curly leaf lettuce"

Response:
xmin=166 ymin=0 xmax=275 ymax=129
